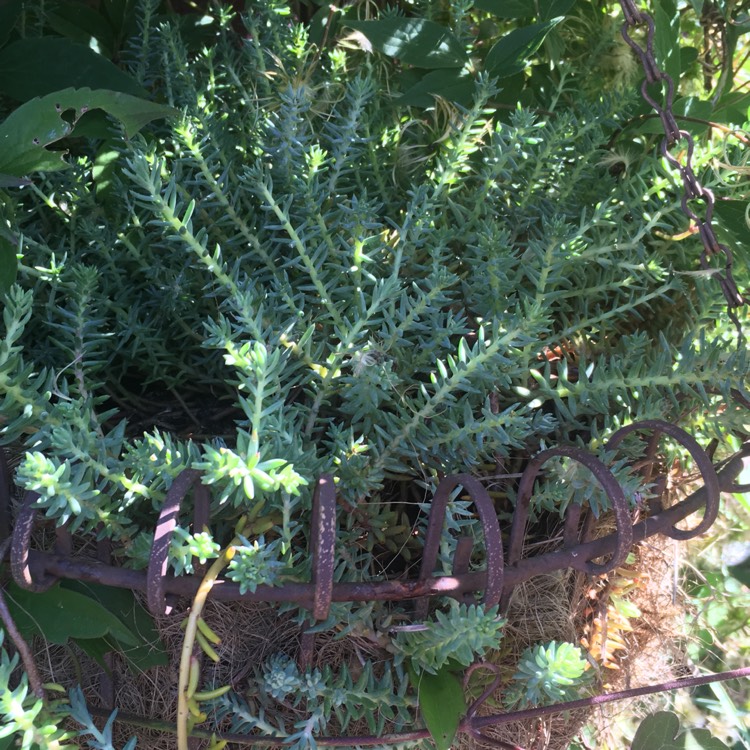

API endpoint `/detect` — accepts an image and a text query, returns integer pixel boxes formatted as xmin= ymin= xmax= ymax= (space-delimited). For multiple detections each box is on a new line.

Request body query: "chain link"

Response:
xmin=619 ymin=0 xmax=746 ymax=336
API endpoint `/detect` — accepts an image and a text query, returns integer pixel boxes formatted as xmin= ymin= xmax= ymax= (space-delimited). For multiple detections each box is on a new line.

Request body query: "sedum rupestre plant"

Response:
xmin=0 ymin=0 xmax=748 ymax=746
xmin=507 ymin=640 xmax=594 ymax=709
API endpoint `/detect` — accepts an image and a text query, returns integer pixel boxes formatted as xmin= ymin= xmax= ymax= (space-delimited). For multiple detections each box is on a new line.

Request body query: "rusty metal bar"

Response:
xmin=415 ymin=473 xmax=503 ymax=617
xmin=606 ymin=419 xmax=720 ymax=539
xmin=146 ymin=468 xmax=202 ymax=616
xmin=5 ymin=440 xmax=745 ymax=608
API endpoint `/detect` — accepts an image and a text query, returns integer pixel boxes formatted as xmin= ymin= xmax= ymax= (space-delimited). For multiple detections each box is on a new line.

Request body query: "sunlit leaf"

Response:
xmin=344 ymin=19 xmax=467 ymax=69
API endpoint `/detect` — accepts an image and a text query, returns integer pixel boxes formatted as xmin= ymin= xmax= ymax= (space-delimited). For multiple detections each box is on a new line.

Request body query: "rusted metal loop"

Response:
xmin=461 ymin=666 xmax=528 ymax=750
xmin=563 ymin=502 xmax=594 ymax=547
xmin=0 ymin=449 xmax=12 ymax=542
xmin=463 ymin=662 xmax=503 ymax=722
xmin=193 ymin=482 xmax=211 ymax=534
xmin=55 ymin=526 xmax=73 ymax=556
xmin=10 ymin=491 xmax=59 ymax=592
xmin=309 ymin=474 xmax=336 ymax=621
xmin=146 ymin=468 xmax=203 ymax=616
xmin=660 ymin=130 xmax=696 ymax=170
xmin=416 ymin=474 xmax=503 ymax=618
xmin=606 ymin=419 xmax=720 ymax=540
xmin=640 ymin=77 xmax=680 ymax=142
xmin=620 ymin=0 xmax=648 ymax=26
xmin=681 ymin=186 xmax=715 ymax=225
xmin=697 ymin=222 xmax=721 ymax=255
xmin=622 ymin=24 xmax=660 ymax=82
xmin=508 ymin=447 xmax=633 ymax=576
xmin=719 ymin=274 xmax=745 ymax=307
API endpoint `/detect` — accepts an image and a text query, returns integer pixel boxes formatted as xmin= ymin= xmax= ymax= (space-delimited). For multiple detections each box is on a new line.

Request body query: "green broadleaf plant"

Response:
xmin=3 ymin=578 xmax=166 ymax=672
xmin=630 ymin=711 xmax=731 ymax=750
xmin=0 ymin=87 xmax=176 ymax=176
xmin=0 ymin=36 xmax=147 ymax=101
xmin=408 ymin=664 xmax=466 ymax=750
xmin=484 ymin=18 xmax=564 ymax=77
xmin=344 ymin=19 xmax=468 ymax=69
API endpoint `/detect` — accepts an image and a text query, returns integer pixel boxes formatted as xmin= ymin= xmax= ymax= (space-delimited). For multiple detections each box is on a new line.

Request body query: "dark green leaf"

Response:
xmin=4 ymin=580 xmax=140 ymax=647
xmin=45 ymin=2 xmax=116 ymax=56
xmin=62 ymin=580 xmax=168 ymax=672
xmin=73 ymin=636 xmax=115 ymax=670
xmin=398 ymin=69 xmax=475 ymax=107
xmin=728 ymin=559 xmax=750 ymax=588
xmin=308 ymin=3 xmax=343 ymax=48
xmin=714 ymin=200 xmax=750 ymax=249
xmin=473 ymin=0 xmax=535 ymax=18
xmin=409 ymin=665 xmax=466 ymax=750
xmin=0 ymin=0 xmax=22 ymax=49
xmin=485 ymin=19 xmax=562 ymax=77
xmin=653 ymin=0 xmax=681 ymax=84
xmin=680 ymin=46 xmax=699 ymax=73
xmin=712 ymin=90 xmax=750 ymax=125
xmin=0 ymin=174 xmax=31 ymax=187
xmin=631 ymin=711 xmax=731 ymax=749
xmin=0 ymin=88 xmax=177 ymax=176
xmin=92 ymin=141 xmax=122 ymax=202
xmin=344 ymin=19 xmax=468 ymax=68
xmin=101 ymin=0 xmax=138 ymax=35
xmin=539 ymin=0 xmax=577 ymax=20
xmin=0 ymin=37 xmax=146 ymax=101
xmin=0 ymin=230 xmax=18 ymax=294
xmin=632 ymin=713 xmax=683 ymax=750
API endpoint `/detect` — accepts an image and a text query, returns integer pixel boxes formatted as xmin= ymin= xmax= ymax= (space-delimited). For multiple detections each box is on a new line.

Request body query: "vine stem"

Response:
xmin=177 ymin=519 xmax=246 ymax=750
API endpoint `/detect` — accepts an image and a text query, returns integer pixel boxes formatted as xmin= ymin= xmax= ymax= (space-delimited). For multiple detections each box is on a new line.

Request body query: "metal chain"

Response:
xmin=619 ymin=0 xmax=746 ymax=336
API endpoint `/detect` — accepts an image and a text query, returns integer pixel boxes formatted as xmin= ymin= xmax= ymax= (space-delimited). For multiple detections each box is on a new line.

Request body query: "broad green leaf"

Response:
xmin=0 ymin=0 xmax=22 ymax=49
xmin=73 ymin=636 xmax=116 ymax=670
xmin=0 ymin=174 xmax=30 ymax=187
xmin=0 ymin=88 xmax=177 ymax=176
xmin=0 ymin=37 xmax=146 ymax=101
xmin=101 ymin=0 xmax=138 ymax=35
xmin=92 ymin=141 xmax=123 ymax=202
xmin=680 ymin=46 xmax=699 ymax=72
xmin=485 ymin=19 xmax=563 ymax=77
xmin=62 ymin=580 xmax=168 ymax=672
xmin=631 ymin=711 xmax=684 ymax=749
xmin=45 ymin=2 xmax=116 ymax=55
xmin=631 ymin=711 xmax=731 ymax=750
xmin=409 ymin=665 xmax=466 ymax=750
xmin=539 ymin=0 xmax=577 ymax=20
xmin=344 ymin=19 xmax=468 ymax=69
xmin=714 ymin=200 xmax=750 ymax=250
xmin=4 ymin=580 xmax=140 ymax=647
xmin=728 ymin=558 xmax=750 ymax=588
xmin=713 ymin=90 xmax=750 ymax=124
xmin=473 ymin=0 xmax=535 ymax=18
xmin=0 ymin=231 xmax=18 ymax=294
xmin=398 ymin=68 xmax=475 ymax=107
xmin=308 ymin=3 xmax=344 ymax=48
xmin=654 ymin=0 xmax=681 ymax=83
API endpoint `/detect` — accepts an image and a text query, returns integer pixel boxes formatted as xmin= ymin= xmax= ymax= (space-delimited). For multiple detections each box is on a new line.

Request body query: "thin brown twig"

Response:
xmin=0 ymin=538 xmax=45 ymax=698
